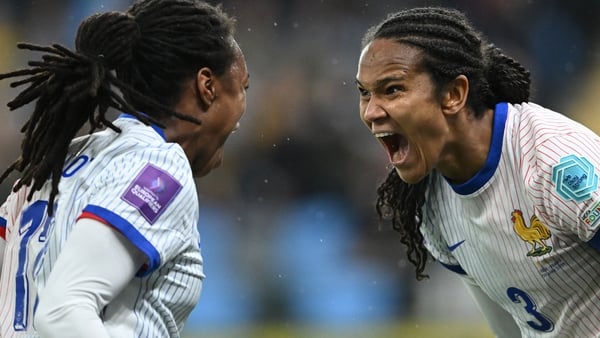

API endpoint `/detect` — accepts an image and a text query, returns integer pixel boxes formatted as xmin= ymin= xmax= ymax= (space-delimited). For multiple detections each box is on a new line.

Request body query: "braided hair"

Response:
xmin=0 ymin=0 xmax=237 ymax=214
xmin=363 ymin=7 xmax=531 ymax=279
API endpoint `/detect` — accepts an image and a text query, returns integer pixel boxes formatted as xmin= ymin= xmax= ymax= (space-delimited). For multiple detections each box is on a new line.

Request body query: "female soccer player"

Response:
xmin=0 ymin=0 xmax=249 ymax=337
xmin=357 ymin=7 xmax=600 ymax=337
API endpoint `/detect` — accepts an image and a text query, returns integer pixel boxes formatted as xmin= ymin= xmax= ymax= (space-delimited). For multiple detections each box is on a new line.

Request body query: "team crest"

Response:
xmin=511 ymin=210 xmax=552 ymax=257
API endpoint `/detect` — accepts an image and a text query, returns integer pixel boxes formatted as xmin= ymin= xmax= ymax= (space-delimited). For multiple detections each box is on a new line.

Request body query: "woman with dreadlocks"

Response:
xmin=357 ymin=6 xmax=600 ymax=337
xmin=0 ymin=0 xmax=248 ymax=336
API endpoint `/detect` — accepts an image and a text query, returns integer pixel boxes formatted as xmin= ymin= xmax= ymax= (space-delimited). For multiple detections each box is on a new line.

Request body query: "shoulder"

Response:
xmin=506 ymin=102 xmax=600 ymax=172
xmin=508 ymin=102 xmax=596 ymax=141
xmin=85 ymin=118 xmax=190 ymax=179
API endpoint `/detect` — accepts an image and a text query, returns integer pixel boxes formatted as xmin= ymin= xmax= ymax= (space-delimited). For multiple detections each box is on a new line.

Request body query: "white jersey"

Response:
xmin=0 ymin=115 xmax=204 ymax=338
xmin=422 ymin=102 xmax=600 ymax=337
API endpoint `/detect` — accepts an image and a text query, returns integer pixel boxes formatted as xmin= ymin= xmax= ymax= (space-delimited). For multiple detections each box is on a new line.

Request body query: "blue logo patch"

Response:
xmin=552 ymin=155 xmax=598 ymax=202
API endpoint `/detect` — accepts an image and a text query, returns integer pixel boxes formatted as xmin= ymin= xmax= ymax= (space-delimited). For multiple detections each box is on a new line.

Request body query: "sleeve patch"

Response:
xmin=581 ymin=200 xmax=600 ymax=230
xmin=552 ymin=155 xmax=598 ymax=202
xmin=121 ymin=164 xmax=182 ymax=224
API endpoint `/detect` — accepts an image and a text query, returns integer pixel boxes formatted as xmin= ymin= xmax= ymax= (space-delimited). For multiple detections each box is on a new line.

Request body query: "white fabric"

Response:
xmin=422 ymin=102 xmax=600 ymax=337
xmin=461 ymin=277 xmax=521 ymax=338
xmin=0 ymin=192 xmax=5 ymax=272
xmin=34 ymin=218 xmax=145 ymax=337
xmin=0 ymin=116 xmax=204 ymax=338
xmin=0 ymin=237 xmax=5 ymax=275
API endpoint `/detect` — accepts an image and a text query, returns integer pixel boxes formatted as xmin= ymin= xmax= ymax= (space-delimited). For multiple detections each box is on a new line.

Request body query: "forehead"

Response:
xmin=357 ymin=38 xmax=423 ymax=83
xmin=222 ymin=42 xmax=249 ymax=86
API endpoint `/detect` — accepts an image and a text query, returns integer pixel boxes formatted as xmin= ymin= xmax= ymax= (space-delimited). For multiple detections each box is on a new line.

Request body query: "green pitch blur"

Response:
xmin=182 ymin=320 xmax=495 ymax=338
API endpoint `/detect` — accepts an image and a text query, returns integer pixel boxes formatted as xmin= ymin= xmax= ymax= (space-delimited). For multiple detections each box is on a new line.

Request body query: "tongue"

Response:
xmin=390 ymin=136 xmax=408 ymax=164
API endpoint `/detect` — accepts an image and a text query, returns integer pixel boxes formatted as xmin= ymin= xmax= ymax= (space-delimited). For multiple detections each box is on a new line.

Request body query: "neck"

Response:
xmin=438 ymin=108 xmax=495 ymax=184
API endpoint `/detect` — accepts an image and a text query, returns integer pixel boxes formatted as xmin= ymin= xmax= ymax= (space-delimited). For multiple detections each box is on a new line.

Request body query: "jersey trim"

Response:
xmin=0 ymin=216 xmax=6 ymax=239
xmin=81 ymin=204 xmax=161 ymax=276
xmin=449 ymin=102 xmax=508 ymax=195
xmin=78 ymin=211 xmax=108 ymax=225
xmin=587 ymin=228 xmax=600 ymax=252
xmin=439 ymin=261 xmax=468 ymax=275
xmin=119 ymin=113 xmax=166 ymax=141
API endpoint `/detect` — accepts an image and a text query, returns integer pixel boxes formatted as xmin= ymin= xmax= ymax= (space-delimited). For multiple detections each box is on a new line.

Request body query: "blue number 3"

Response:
xmin=506 ymin=287 xmax=554 ymax=332
xmin=14 ymin=200 xmax=53 ymax=331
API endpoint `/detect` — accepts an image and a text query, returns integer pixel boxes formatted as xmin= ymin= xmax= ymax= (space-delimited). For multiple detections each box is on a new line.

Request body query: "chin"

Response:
xmin=193 ymin=161 xmax=222 ymax=178
xmin=394 ymin=167 xmax=426 ymax=184
xmin=192 ymin=170 xmax=209 ymax=178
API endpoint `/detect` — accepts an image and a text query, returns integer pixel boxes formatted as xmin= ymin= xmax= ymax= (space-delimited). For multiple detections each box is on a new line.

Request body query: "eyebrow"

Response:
xmin=356 ymin=75 xmax=406 ymax=89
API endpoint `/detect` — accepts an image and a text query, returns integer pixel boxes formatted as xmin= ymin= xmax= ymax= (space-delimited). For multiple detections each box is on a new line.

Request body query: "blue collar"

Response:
xmin=447 ymin=102 xmax=508 ymax=195
xmin=118 ymin=113 xmax=166 ymax=141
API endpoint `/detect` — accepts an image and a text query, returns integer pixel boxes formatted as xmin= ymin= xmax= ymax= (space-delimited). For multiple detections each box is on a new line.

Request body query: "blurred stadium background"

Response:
xmin=1 ymin=0 xmax=598 ymax=337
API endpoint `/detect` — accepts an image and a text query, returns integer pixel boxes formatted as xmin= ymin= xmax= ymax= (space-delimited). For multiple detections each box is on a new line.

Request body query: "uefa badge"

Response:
xmin=552 ymin=155 xmax=598 ymax=202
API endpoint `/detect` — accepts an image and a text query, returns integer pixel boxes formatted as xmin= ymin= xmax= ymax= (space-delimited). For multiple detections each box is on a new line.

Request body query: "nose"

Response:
xmin=362 ymin=98 xmax=386 ymax=123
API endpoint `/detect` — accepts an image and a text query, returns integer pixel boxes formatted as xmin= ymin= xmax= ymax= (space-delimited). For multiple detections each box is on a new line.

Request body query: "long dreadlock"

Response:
xmin=0 ymin=0 xmax=237 ymax=214
xmin=363 ymin=7 xmax=531 ymax=280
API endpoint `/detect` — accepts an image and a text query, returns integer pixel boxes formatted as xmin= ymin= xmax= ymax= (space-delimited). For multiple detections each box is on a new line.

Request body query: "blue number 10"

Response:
xmin=14 ymin=200 xmax=53 ymax=331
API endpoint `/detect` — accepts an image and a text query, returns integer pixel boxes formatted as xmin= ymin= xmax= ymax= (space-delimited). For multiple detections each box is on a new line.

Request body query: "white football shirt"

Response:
xmin=0 ymin=115 xmax=204 ymax=337
xmin=422 ymin=102 xmax=600 ymax=337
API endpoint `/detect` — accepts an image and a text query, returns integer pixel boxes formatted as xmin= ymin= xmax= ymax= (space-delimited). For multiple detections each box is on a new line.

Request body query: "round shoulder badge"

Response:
xmin=552 ymin=155 xmax=598 ymax=202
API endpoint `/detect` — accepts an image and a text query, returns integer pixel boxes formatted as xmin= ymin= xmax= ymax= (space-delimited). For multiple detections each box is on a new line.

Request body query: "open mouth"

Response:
xmin=375 ymin=132 xmax=408 ymax=164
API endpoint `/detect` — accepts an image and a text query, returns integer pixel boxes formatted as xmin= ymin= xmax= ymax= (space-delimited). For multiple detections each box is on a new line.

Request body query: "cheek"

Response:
xmin=358 ymin=103 xmax=370 ymax=127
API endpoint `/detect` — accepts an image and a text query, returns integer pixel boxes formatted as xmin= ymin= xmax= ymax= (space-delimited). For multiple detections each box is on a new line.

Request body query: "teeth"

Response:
xmin=374 ymin=132 xmax=395 ymax=138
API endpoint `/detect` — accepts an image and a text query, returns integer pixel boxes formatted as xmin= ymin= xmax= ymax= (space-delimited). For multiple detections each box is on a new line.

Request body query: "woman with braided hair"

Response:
xmin=0 ymin=0 xmax=249 ymax=336
xmin=357 ymin=7 xmax=600 ymax=337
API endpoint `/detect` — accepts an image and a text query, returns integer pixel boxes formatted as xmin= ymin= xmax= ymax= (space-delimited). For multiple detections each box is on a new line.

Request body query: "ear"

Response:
xmin=441 ymin=75 xmax=469 ymax=116
xmin=196 ymin=67 xmax=216 ymax=110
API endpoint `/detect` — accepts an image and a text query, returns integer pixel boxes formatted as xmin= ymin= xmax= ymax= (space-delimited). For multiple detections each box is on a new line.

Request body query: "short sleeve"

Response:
xmin=528 ymin=131 xmax=600 ymax=246
xmin=80 ymin=148 xmax=199 ymax=275
xmin=0 ymin=182 xmax=30 ymax=241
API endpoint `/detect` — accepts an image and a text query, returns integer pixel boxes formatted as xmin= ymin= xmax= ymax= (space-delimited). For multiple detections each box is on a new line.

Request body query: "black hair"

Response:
xmin=0 ymin=0 xmax=237 ymax=214
xmin=363 ymin=7 xmax=531 ymax=279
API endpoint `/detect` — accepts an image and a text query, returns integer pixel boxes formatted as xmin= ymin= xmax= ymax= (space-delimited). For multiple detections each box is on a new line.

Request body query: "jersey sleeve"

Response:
xmin=0 ymin=200 xmax=6 ymax=272
xmin=35 ymin=218 xmax=145 ymax=337
xmin=527 ymin=129 xmax=600 ymax=249
xmin=0 ymin=217 xmax=5 ymax=273
xmin=0 ymin=204 xmax=6 ymax=240
xmin=0 ymin=183 xmax=29 ymax=275
xmin=80 ymin=148 xmax=199 ymax=276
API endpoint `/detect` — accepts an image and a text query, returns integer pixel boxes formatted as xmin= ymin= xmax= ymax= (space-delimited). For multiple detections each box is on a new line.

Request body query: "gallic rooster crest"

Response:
xmin=511 ymin=209 xmax=553 ymax=257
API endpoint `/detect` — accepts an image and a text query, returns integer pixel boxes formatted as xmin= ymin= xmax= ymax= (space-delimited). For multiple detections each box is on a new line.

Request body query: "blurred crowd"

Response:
xmin=1 ymin=0 xmax=599 ymax=335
